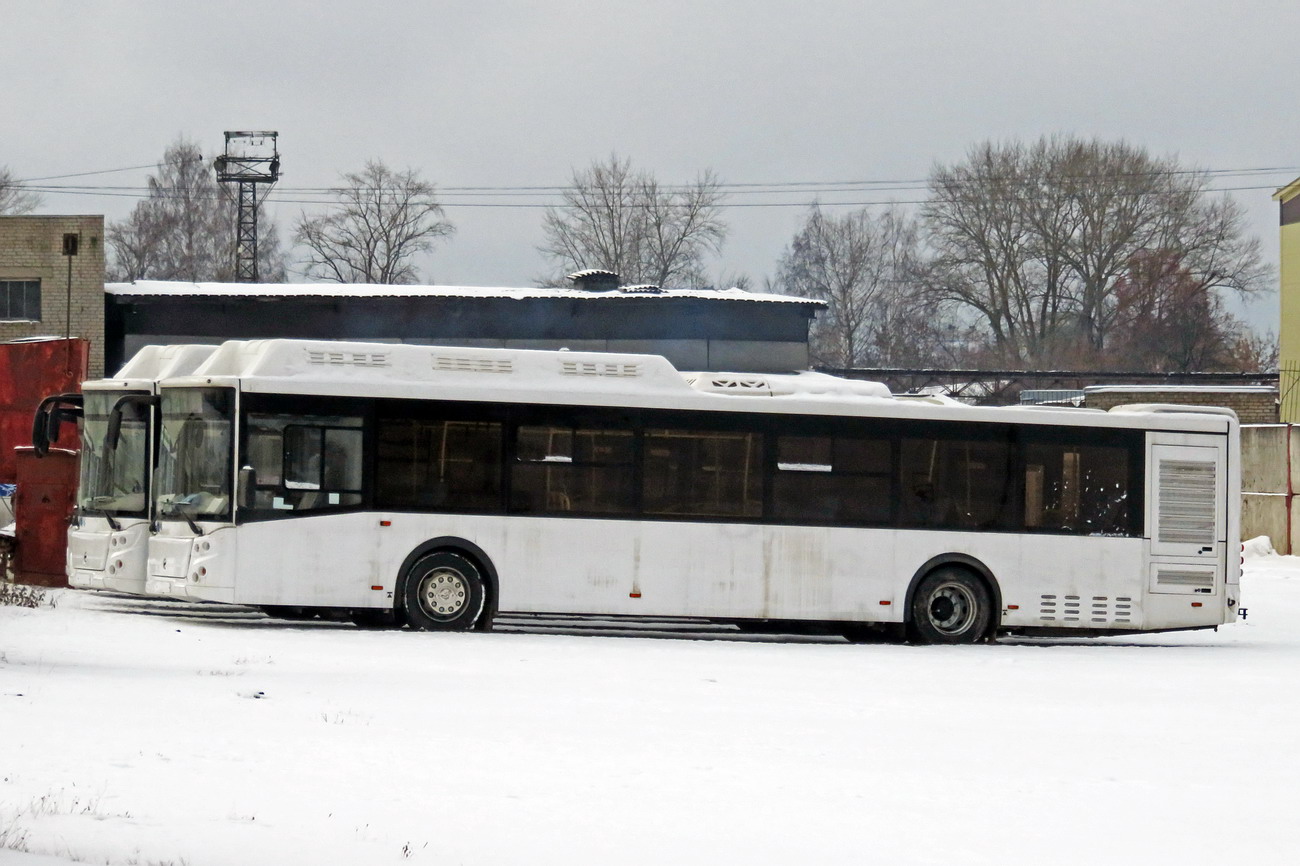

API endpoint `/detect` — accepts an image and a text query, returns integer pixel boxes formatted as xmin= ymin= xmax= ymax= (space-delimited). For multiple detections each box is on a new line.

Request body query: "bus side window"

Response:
xmin=1022 ymin=438 xmax=1134 ymax=535
xmin=512 ymin=425 xmax=635 ymax=515
xmin=772 ymin=435 xmax=891 ymax=525
xmin=899 ymin=437 xmax=1011 ymax=529
xmin=376 ymin=418 xmax=503 ymax=511
xmin=244 ymin=414 xmax=363 ymax=515
xmin=643 ymin=429 xmax=762 ymax=518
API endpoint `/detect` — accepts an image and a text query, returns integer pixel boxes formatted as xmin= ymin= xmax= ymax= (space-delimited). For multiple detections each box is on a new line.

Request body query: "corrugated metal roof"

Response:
xmin=105 ymin=280 xmax=826 ymax=307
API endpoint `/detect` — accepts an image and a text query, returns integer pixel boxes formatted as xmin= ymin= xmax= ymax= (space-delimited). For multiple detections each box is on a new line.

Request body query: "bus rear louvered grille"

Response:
xmin=433 ymin=356 xmax=513 ymax=374
xmin=1157 ymin=460 xmax=1216 ymax=545
xmin=1155 ymin=568 xmax=1215 ymax=590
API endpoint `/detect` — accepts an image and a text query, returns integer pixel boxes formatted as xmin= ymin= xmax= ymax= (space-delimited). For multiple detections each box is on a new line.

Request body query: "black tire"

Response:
xmin=907 ymin=568 xmax=993 ymax=644
xmin=402 ymin=551 xmax=488 ymax=632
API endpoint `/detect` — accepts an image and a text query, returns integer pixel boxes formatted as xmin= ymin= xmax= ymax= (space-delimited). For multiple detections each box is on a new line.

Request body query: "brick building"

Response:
xmin=0 ymin=215 xmax=106 ymax=377
xmin=1084 ymin=384 xmax=1279 ymax=424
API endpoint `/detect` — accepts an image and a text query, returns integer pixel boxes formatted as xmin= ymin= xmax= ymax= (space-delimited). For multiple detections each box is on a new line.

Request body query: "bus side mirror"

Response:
xmin=105 ymin=394 xmax=159 ymax=450
xmin=238 ymin=466 xmax=257 ymax=510
xmin=31 ymin=393 xmax=83 ymax=456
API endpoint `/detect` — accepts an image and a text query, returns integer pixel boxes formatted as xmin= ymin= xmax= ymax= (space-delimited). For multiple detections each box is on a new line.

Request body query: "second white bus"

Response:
xmin=143 ymin=339 xmax=1240 ymax=643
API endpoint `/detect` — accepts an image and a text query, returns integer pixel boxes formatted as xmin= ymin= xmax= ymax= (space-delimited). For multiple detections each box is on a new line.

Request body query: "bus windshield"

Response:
xmin=79 ymin=390 xmax=150 ymax=518
xmin=155 ymin=387 xmax=234 ymax=521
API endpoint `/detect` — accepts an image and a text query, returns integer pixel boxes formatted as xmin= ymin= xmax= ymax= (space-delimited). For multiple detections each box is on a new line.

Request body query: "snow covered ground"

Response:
xmin=2 ymin=549 xmax=1297 ymax=866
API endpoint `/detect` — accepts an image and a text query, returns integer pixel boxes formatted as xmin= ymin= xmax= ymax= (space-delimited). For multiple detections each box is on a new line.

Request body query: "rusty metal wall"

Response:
xmin=0 ymin=338 xmax=87 ymax=483
xmin=12 ymin=446 xmax=77 ymax=586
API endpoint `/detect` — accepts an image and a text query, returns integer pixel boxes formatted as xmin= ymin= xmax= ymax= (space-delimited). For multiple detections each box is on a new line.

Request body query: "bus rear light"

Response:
xmin=199 ymin=567 xmax=207 ymax=576
xmin=116 ymin=560 xmax=123 ymax=569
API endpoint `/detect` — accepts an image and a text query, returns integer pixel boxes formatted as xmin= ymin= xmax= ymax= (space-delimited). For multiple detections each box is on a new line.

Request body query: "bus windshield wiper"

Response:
xmin=164 ymin=501 xmax=205 ymax=536
xmin=83 ymin=501 xmax=121 ymax=531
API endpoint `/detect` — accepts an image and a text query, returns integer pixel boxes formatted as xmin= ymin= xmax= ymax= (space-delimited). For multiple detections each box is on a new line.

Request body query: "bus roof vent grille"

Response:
xmin=685 ymin=374 xmax=773 ymax=395
xmin=307 ymin=349 xmax=391 ymax=368
xmin=433 ymin=355 xmax=514 ymax=374
xmin=559 ymin=359 xmax=642 ymax=378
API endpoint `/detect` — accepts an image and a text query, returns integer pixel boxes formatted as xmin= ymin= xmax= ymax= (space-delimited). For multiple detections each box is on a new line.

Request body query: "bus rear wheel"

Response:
xmin=403 ymin=551 xmax=487 ymax=632
xmin=908 ymin=568 xmax=992 ymax=645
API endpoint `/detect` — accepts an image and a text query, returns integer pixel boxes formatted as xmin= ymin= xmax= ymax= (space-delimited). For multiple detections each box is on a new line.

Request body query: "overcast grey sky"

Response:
xmin=4 ymin=0 xmax=1296 ymax=329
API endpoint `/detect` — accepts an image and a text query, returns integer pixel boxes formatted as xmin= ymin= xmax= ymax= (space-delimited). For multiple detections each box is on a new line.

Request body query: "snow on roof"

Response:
xmin=109 ymin=343 xmax=218 ymax=382
xmin=105 ymin=280 xmax=825 ymax=307
xmin=160 ymin=338 xmax=1231 ymax=432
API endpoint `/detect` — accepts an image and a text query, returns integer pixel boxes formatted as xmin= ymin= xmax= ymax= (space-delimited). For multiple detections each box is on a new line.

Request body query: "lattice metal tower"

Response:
xmin=214 ymin=131 xmax=280 ymax=282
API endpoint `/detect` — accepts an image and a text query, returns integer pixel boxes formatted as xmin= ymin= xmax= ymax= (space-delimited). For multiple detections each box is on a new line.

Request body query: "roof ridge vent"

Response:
xmin=567 ymin=269 xmax=620 ymax=291
xmin=306 ymin=348 xmax=391 ymax=368
xmin=686 ymin=373 xmax=774 ymax=396
xmin=620 ymin=283 xmax=662 ymax=294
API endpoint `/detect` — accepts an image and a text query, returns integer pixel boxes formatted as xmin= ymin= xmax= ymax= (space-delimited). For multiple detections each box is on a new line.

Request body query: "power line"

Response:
xmin=18 ymin=181 xmax=1294 ymax=210
xmin=16 ymin=160 xmax=1300 ymax=197
xmin=16 ymin=157 xmax=205 ymax=183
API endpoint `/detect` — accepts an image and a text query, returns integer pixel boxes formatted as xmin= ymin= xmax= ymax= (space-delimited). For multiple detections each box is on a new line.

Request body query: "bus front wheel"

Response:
xmin=908 ymin=568 xmax=993 ymax=645
xmin=402 ymin=551 xmax=487 ymax=632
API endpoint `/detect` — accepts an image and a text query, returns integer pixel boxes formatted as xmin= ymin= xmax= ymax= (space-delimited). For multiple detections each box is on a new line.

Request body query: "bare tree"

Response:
xmin=0 ymin=165 xmax=42 ymax=214
xmin=539 ymin=154 xmax=727 ymax=287
xmin=294 ymin=161 xmax=454 ymax=284
xmin=774 ymin=204 xmax=947 ymax=367
xmin=106 ymin=137 xmax=287 ymax=282
xmin=923 ymin=136 xmax=1268 ymax=368
xmin=1108 ymin=250 xmax=1273 ymax=373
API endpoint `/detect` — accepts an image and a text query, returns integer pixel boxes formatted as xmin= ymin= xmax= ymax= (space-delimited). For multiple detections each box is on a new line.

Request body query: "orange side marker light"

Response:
xmin=379 ymin=520 xmax=392 ymax=527
xmin=879 ymin=600 xmax=891 ymax=606
xmin=371 ymin=585 xmax=384 ymax=591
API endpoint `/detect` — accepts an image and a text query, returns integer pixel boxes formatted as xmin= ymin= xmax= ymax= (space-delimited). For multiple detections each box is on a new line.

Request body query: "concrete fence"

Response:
xmin=1241 ymin=425 xmax=1298 ymax=554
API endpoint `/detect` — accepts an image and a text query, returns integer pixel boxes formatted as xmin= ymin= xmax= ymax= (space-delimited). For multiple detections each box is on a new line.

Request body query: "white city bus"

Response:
xmin=144 ymin=339 xmax=1240 ymax=643
xmin=50 ymin=345 xmax=217 ymax=594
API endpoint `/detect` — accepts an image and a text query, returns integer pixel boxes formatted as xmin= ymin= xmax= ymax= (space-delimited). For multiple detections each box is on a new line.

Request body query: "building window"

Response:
xmin=0 ymin=280 xmax=41 ymax=322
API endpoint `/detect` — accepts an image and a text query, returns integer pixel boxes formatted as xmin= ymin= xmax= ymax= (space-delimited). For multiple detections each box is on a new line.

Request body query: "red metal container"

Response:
xmin=0 ymin=338 xmax=88 ymax=483
xmin=13 ymin=446 xmax=77 ymax=587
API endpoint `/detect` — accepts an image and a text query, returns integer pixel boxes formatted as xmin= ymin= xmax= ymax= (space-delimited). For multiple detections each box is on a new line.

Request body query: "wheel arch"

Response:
xmin=396 ymin=537 xmax=500 ymax=631
xmin=903 ymin=553 xmax=1003 ymax=638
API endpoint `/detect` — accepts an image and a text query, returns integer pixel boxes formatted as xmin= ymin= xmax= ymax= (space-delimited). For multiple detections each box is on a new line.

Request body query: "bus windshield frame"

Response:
xmin=154 ymin=387 xmax=235 ymax=524
xmin=78 ymin=389 xmax=151 ymax=519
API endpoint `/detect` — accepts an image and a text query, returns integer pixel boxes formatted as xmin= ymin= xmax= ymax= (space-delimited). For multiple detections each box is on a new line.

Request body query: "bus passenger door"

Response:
xmin=1146 ymin=433 xmax=1227 ymax=598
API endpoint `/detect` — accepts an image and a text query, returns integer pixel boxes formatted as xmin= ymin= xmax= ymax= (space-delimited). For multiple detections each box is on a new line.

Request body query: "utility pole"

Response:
xmin=214 ymin=131 xmax=279 ymax=282
xmin=61 ymin=232 xmax=78 ymax=377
